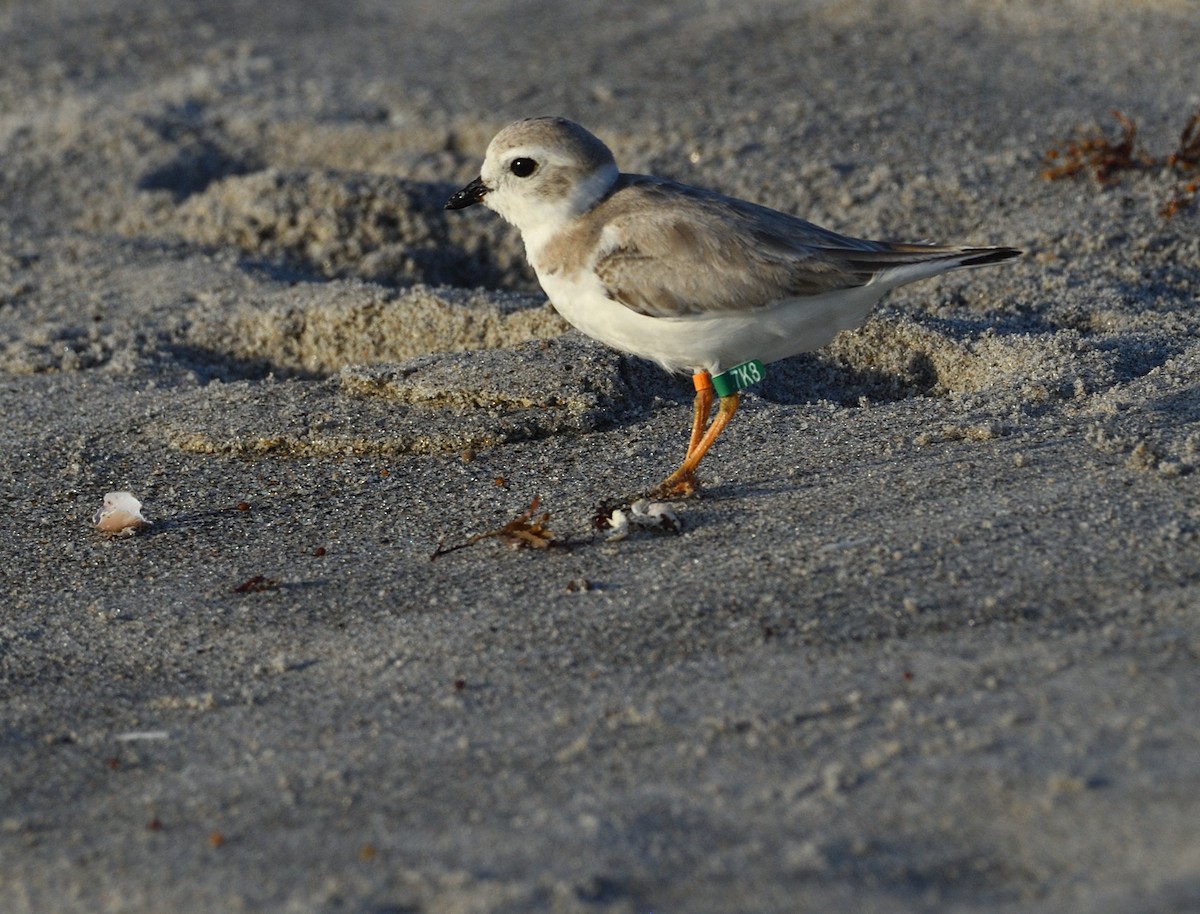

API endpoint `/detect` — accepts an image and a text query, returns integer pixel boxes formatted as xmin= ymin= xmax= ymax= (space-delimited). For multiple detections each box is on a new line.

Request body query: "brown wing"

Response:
xmin=589 ymin=176 xmax=1017 ymax=318
xmin=590 ymin=176 xmax=885 ymax=318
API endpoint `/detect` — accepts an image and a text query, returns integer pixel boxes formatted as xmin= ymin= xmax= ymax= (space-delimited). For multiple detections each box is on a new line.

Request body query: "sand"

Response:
xmin=3 ymin=1 xmax=1200 ymax=911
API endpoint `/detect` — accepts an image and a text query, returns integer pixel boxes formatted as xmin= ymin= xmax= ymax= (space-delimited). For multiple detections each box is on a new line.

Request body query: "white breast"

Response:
xmin=532 ymin=260 xmax=887 ymax=375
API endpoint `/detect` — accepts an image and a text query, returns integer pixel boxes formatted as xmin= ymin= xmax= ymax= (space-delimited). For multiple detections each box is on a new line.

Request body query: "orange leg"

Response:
xmin=656 ymin=391 xmax=739 ymax=497
xmin=686 ymin=371 xmax=715 ymax=459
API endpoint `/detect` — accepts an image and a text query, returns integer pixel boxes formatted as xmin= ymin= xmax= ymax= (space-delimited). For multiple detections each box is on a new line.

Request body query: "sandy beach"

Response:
xmin=3 ymin=1 xmax=1200 ymax=911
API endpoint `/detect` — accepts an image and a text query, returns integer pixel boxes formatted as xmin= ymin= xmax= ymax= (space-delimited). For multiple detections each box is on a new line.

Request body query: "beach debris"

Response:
xmin=1042 ymin=110 xmax=1149 ymax=185
xmin=1043 ymin=107 xmax=1200 ymax=218
xmin=1161 ymin=110 xmax=1200 ymax=218
xmin=490 ymin=497 xmax=555 ymax=549
xmin=93 ymin=491 xmax=151 ymax=535
xmin=431 ymin=496 xmax=557 ymax=559
xmin=604 ymin=499 xmax=681 ymax=542
xmin=605 ymin=508 xmax=631 ymax=541
xmin=1160 ymin=181 xmax=1199 ymax=219
xmin=1166 ymin=110 xmax=1200 ymax=171
xmin=233 ymin=574 xmax=280 ymax=594
xmin=114 ymin=730 xmax=170 ymax=742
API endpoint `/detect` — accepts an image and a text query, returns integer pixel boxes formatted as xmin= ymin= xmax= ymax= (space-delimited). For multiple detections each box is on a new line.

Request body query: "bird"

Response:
xmin=445 ymin=116 xmax=1020 ymax=496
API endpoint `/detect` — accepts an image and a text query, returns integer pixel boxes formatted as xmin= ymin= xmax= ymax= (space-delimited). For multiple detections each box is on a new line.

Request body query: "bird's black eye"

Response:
xmin=509 ymin=157 xmax=537 ymax=177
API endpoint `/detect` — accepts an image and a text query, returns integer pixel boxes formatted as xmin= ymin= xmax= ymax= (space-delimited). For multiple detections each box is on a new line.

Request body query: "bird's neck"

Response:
xmin=518 ymin=162 xmax=619 ymax=261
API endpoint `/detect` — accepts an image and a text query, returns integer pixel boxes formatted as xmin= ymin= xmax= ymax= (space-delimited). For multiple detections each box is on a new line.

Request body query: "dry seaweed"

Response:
xmin=233 ymin=575 xmax=280 ymax=594
xmin=1166 ymin=111 xmax=1200 ymax=172
xmin=1042 ymin=110 xmax=1151 ymax=185
xmin=1161 ymin=111 xmax=1200 ymax=218
xmin=431 ymin=497 xmax=557 ymax=559
xmin=1043 ymin=108 xmax=1200 ymax=218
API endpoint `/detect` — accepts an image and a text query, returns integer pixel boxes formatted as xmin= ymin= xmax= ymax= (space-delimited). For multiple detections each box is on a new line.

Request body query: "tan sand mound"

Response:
xmin=824 ymin=315 xmax=1118 ymax=400
xmin=158 ymin=333 xmax=659 ymax=457
xmin=181 ymin=281 xmax=567 ymax=378
xmin=169 ymin=168 xmax=534 ymax=290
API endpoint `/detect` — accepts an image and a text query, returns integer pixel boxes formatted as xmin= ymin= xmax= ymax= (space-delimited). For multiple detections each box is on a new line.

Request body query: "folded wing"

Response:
xmin=592 ymin=176 xmax=1018 ymax=318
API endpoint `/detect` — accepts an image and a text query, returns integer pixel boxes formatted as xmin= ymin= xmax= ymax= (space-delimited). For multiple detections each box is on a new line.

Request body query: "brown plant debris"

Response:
xmin=1161 ymin=111 xmax=1200 ymax=218
xmin=1043 ymin=108 xmax=1200 ymax=218
xmin=431 ymin=497 xmax=558 ymax=559
xmin=1166 ymin=111 xmax=1200 ymax=172
xmin=1160 ymin=180 xmax=1199 ymax=219
xmin=1042 ymin=110 xmax=1151 ymax=185
xmin=233 ymin=574 xmax=280 ymax=593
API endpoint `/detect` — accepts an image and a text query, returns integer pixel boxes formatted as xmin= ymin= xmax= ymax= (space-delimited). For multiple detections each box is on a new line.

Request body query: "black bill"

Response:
xmin=444 ymin=176 xmax=488 ymax=210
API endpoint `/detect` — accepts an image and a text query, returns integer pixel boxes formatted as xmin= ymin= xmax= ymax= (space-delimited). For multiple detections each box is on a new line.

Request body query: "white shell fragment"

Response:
xmin=93 ymin=491 xmax=151 ymax=535
xmin=605 ymin=499 xmax=681 ymax=542
xmin=606 ymin=508 xmax=631 ymax=542
xmin=633 ymin=499 xmax=680 ymax=528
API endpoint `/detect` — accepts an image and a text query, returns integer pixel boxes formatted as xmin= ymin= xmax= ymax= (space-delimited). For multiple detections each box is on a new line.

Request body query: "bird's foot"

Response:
xmin=593 ymin=479 xmax=695 ymax=527
xmin=651 ymin=470 xmax=700 ymax=500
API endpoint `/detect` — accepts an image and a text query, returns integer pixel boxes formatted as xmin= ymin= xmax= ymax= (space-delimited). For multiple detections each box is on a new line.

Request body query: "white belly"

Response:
xmin=535 ymin=265 xmax=886 ymax=375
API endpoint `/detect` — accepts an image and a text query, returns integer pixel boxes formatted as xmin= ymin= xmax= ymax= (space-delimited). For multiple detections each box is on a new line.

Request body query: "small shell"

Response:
xmin=605 ymin=508 xmax=630 ymax=542
xmin=630 ymin=499 xmax=680 ymax=532
xmin=94 ymin=491 xmax=151 ymax=535
xmin=605 ymin=500 xmax=680 ymax=542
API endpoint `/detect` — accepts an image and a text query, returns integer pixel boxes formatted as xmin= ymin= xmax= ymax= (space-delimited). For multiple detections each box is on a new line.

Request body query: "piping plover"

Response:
xmin=446 ymin=116 xmax=1020 ymax=495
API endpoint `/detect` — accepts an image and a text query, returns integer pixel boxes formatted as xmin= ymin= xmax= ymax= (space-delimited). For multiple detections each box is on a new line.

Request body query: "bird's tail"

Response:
xmin=846 ymin=243 xmax=1022 ymax=289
